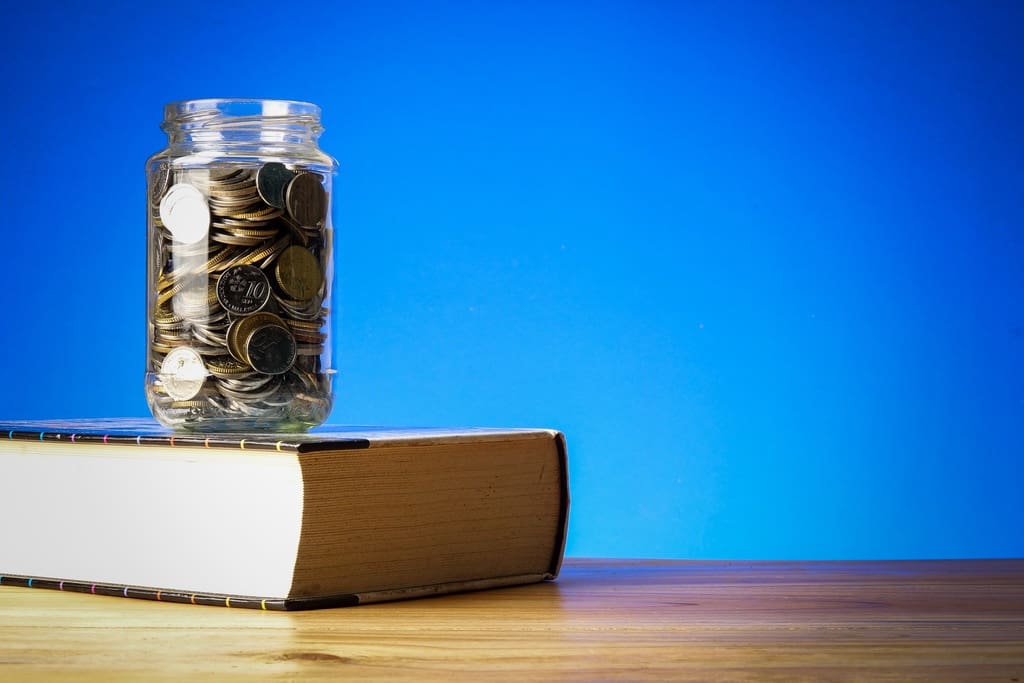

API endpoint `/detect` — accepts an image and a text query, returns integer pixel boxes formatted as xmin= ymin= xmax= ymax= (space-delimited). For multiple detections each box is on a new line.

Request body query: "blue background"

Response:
xmin=0 ymin=1 xmax=1020 ymax=560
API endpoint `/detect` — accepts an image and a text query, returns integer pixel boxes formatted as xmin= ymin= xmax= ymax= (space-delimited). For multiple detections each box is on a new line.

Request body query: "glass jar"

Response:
xmin=145 ymin=99 xmax=337 ymax=432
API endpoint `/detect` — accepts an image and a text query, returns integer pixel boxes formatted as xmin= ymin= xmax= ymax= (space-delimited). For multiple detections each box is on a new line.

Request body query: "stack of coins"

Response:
xmin=148 ymin=161 xmax=332 ymax=429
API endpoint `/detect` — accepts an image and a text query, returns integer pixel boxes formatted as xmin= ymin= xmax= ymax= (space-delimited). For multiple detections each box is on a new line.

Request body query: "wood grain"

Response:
xmin=1 ymin=558 xmax=1022 ymax=681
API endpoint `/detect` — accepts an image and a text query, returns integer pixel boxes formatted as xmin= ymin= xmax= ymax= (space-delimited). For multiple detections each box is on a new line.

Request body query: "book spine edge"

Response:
xmin=549 ymin=430 xmax=570 ymax=578
xmin=0 ymin=574 xmax=328 ymax=610
xmin=0 ymin=426 xmax=371 ymax=453
xmin=0 ymin=573 xmax=551 ymax=611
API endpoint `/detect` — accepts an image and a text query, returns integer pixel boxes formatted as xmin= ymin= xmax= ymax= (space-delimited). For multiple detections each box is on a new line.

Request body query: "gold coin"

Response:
xmin=237 ymin=235 xmax=288 ymax=267
xmin=226 ymin=312 xmax=288 ymax=366
xmin=233 ymin=206 xmax=283 ymax=220
xmin=224 ymin=227 xmax=279 ymax=239
xmin=154 ymin=315 xmax=184 ymax=330
xmin=225 ymin=318 xmax=247 ymax=363
xmin=292 ymin=331 xmax=327 ymax=345
xmin=285 ymin=172 xmax=326 ymax=227
xmin=284 ymin=318 xmax=323 ymax=332
xmin=170 ymin=400 xmax=207 ymax=409
xmin=207 ymin=356 xmax=252 ymax=378
xmin=210 ymin=247 xmax=246 ymax=273
xmin=156 ymin=279 xmax=188 ymax=306
xmin=210 ymin=233 xmax=266 ymax=247
xmin=275 ymin=245 xmax=323 ymax=300
xmin=209 ymin=183 xmax=258 ymax=197
xmin=294 ymin=344 xmax=325 ymax=356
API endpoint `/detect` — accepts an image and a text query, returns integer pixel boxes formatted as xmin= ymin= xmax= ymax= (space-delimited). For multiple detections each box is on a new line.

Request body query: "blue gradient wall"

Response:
xmin=0 ymin=2 xmax=1020 ymax=559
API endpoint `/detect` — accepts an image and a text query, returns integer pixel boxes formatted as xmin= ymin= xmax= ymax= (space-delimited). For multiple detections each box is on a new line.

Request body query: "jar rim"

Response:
xmin=164 ymin=99 xmax=321 ymax=121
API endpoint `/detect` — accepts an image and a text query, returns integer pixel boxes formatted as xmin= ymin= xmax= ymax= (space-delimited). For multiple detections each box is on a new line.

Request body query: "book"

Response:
xmin=0 ymin=419 xmax=569 ymax=610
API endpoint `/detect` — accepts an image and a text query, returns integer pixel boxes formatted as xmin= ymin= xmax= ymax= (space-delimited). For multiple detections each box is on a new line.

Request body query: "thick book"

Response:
xmin=0 ymin=419 xmax=569 ymax=610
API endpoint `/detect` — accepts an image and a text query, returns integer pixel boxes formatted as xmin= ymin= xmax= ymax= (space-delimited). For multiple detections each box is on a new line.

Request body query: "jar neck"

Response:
xmin=162 ymin=99 xmax=324 ymax=149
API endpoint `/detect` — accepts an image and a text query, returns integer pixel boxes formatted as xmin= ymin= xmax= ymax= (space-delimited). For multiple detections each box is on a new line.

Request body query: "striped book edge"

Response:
xmin=0 ymin=426 xmax=370 ymax=453
xmin=0 ymin=573 xmax=554 ymax=610
xmin=0 ymin=574 xmax=355 ymax=610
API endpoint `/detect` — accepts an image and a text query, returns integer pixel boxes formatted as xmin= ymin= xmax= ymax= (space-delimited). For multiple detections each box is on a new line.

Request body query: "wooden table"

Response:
xmin=1 ymin=558 xmax=1022 ymax=681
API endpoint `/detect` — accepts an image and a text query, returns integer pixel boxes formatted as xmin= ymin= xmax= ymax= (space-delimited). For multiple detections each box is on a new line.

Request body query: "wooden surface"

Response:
xmin=1 ymin=558 xmax=1022 ymax=681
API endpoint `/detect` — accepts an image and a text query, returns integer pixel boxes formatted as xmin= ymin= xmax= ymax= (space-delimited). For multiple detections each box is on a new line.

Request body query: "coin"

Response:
xmin=150 ymin=161 xmax=172 ymax=208
xmin=159 ymin=347 xmax=207 ymax=401
xmin=226 ymin=312 xmax=288 ymax=365
xmin=244 ymin=323 xmax=297 ymax=375
xmin=225 ymin=318 xmax=249 ymax=363
xmin=274 ymin=245 xmax=323 ymax=300
xmin=159 ymin=184 xmax=210 ymax=244
xmin=232 ymin=205 xmax=283 ymax=220
xmin=237 ymin=234 xmax=290 ymax=268
xmin=216 ymin=264 xmax=272 ymax=314
xmin=257 ymin=162 xmax=295 ymax=209
xmin=209 ymin=167 xmax=246 ymax=182
xmin=174 ymin=279 xmax=218 ymax=317
xmin=207 ymin=356 xmax=253 ymax=378
xmin=170 ymin=400 xmax=207 ymax=410
xmin=285 ymin=172 xmax=326 ymax=227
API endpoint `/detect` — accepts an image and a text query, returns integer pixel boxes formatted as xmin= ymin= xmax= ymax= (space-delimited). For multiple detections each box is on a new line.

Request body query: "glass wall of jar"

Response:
xmin=145 ymin=99 xmax=337 ymax=431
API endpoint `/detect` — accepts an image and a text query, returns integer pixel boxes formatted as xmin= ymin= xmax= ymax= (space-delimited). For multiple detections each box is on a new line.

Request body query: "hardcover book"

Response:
xmin=0 ymin=419 xmax=569 ymax=610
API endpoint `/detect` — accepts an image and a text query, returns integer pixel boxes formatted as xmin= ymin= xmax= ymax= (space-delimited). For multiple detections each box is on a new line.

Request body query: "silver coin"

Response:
xmin=245 ymin=324 xmax=297 ymax=375
xmin=257 ymin=162 xmax=295 ymax=209
xmin=216 ymin=264 xmax=272 ymax=315
xmin=208 ymin=167 xmax=250 ymax=184
xmin=159 ymin=347 xmax=207 ymax=401
xmin=150 ymin=162 xmax=172 ymax=207
xmin=159 ymin=184 xmax=210 ymax=244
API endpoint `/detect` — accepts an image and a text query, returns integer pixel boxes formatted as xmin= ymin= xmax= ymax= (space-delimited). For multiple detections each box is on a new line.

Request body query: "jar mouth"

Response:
xmin=164 ymin=99 xmax=321 ymax=121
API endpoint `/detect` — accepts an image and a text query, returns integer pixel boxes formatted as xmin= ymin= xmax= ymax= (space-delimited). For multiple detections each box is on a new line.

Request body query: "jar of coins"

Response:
xmin=145 ymin=99 xmax=337 ymax=431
